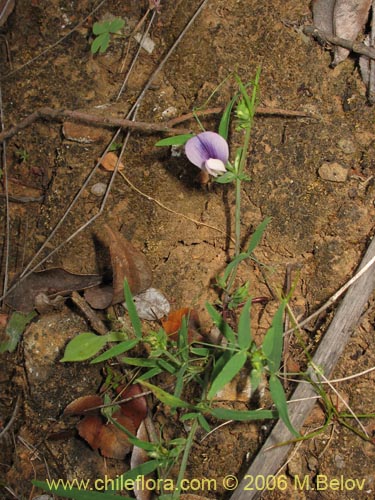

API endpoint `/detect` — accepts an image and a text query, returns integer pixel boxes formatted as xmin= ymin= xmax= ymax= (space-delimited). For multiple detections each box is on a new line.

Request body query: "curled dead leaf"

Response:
xmin=101 ymin=225 xmax=153 ymax=302
xmin=116 ymin=383 xmax=148 ymax=429
xmin=5 ymin=269 xmax=102 ymax=313
xmin=98 ymin=152 xmax=125 ymax=171
xmin=64 ymin=395 xmax=103 ymax=416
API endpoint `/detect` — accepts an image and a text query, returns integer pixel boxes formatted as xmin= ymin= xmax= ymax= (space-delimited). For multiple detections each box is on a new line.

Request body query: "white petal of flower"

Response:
xmin=205 ymin=158 xmax=227 ymax=177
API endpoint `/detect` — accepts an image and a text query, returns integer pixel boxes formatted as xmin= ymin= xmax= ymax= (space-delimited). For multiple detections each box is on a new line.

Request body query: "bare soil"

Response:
xmin=1 ymin=1 xmax=375 ymax=499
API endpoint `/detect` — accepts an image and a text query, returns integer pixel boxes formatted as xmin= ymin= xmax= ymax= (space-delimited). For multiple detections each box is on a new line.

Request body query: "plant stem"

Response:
xmin=225 ymin=68 xmax=261 ymax=299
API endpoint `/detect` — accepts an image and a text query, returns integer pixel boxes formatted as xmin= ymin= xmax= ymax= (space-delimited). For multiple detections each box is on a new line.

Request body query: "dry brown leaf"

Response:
xmin=84 ymin=284 xmax=114 ymax=309
xmin=64 ymin=395 xmax=103 ymax=416
xmin=77 ymin=414 xmax=103 ymax=450
xmin=117 ymin=383 xmax=148 ymax=429
xmin=5 ymin=269 xmax=102 ymax=313
xmin=98 ymin=412 xmax=135 ymax=459
xmin=102 ymin=224 xmax=153 ymax=302
xmin=98 ymin=152 xmax=125 ymax=171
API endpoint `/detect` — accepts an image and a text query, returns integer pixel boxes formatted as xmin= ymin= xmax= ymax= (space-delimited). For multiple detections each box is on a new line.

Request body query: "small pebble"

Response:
xmin=318 ymin=162 xmax=348 ymax=182
xmin=337 ymin=138 xmax=355 ymax=155
xmin=162 ymin=106 xmax=178 ymax=119
xmin=91 ymin=182 xmax=107 ymax=197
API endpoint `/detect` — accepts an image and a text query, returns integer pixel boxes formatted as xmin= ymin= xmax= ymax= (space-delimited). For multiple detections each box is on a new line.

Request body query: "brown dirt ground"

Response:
xmin=1 ymin=0 xmax=375 ymax=499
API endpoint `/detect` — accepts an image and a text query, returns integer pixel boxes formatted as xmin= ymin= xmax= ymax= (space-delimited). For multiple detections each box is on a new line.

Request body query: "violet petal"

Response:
xmin=185 ymin=132 xmax=229 ymax=168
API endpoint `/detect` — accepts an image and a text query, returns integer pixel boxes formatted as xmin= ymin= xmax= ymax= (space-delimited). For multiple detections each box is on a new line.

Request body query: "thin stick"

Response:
xmin=0 ymin=82 xmax=10 ymax=297
xmin=0 ymin=107 xmax=190 ymax=144
xmin=304 ymin=25 xmax=375 ymax=60
xmin=166 ymin=105 xmax=313 ymax=127
xmin=0 ymin=394 xmax=21 ymax=439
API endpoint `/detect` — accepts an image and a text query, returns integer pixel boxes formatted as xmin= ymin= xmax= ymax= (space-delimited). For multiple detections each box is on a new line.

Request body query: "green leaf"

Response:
xmin=0 ymin=311 xmax=36 ymax=353
xmin=108 ymin=18 xmax=125 ymax=33
xmin=119 ymin=459 xmax=160 ymax=481
xmin=123 ymin=280 xmax=142 ymax=339
xmin=155 ymin=134 xmax=194 ymax=147
xmin=246 ymin=216 xmax=271 ymax=254
xmin=208 ymin=407 xmax=278 ymax=421
xmin=91 ymin=338 xmax=139 ymax=363
xmin=61 ymin=332 xmax=108 ymax=362
xmin=208 ymin=350 xmax=247 ymax=399
xmin=197 ymin=413 xmax=211 ymax=432
xmin=137 ymin=380 xmax=192 ymax=409
xmin=262 ymin=300 xmax=286 ymax=373
xmin=218 ymin=93 xmax=238 ymax=140
xmin=137 ymin=367 xmax=163 ymax=380
xmin=269 ymin=374 xmax=299 ymax=437
xmin=237 ymin=297 xmax=252 ymax=350
xmin=215 ymin=171 xmax=236 ymax=184
xmin=98 ymin=32 xmax=110 ymax=53
xmin=121 ymin=356 xmax=159 ymax=367
xmin=91 ymin=33 xmax=106 ymax=53
xmin=205 ymin=303 xmax=236 ymax=344
xmin=32 ymin=480 xmax=129 ymax=499
xmin=92 ymin=21 xmax=111 ymax=35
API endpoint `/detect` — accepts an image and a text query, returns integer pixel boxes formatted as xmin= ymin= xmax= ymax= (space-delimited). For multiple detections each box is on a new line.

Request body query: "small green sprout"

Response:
xmin=15 ymin=148 xmax=29 ymax=163
xmin=91 ymin=18 xmax=126 ymax=54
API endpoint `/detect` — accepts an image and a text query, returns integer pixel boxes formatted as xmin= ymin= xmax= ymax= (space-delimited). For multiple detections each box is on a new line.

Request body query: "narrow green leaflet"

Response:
xmin=218 ymin=93 xmax=239 ymax=140
xmin=205 ymin=303 xmax=236 ymax=344
xmin=215 ymin=171 xmax=236 ymax=184
xmin=237 ymin=297 xmax=252 ymax=350
xmin=90 ymin=338 xmax=139 ymax=364
xmin=61 ymin=332 xmax=108 ymax=362
xmin=269 ymin=374 xmax=299 ymax=437
xmin=208 ymin=350 xmax=247 ymax=399
xmin=208 ymin=407 xmax=278 ymax=421
xmin=262 ymin=300 xmax=286 ymax=373
xmin=138 ymin=380 xmax=192 ymax=409
xmin=123 ymin=280 xmax=142 ymax=339
xmin=0 ymin=311 xmax=36 ymax=353
xmin=119 ymin=459 xmax=160 ymax=481
xmin=246 ymin=216 xmax=271 ymax=254
xmin=155 ymin=134 xmax=194 ymax=147
xmin=222 ymin=217 xmax=271 ymax=283
xmin=32 ymin=481 xmax=129 ymax=500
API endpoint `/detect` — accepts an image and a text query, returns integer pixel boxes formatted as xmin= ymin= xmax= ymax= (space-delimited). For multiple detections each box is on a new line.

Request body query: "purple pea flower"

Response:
xmin=185 ymin=132 xmax=229 ymax=177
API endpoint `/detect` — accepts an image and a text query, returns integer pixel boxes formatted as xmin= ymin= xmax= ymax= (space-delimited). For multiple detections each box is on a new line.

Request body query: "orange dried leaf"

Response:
xmin=99 ymin=152 xmax=125 ymax=171
xmin=161 ymin=308 xmax=202 ymax=342
xmin=64 ymin=395 xmax=103 ymax=416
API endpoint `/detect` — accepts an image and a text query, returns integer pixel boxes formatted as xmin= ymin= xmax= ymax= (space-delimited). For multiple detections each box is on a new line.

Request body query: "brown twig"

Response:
xmin=166 ymin=105 xmax=313 ymax=128
xmin=304 ymin=25 xmax=375 ymax=61
xmin=0 ymin=107 xmax=190 ymax=143
xmin=71 ymin=291 xmax=108 ymax=335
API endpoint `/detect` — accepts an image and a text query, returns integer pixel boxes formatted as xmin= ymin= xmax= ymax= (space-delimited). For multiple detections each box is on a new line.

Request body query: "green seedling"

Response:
xmin=91 ymin=18 xmax=126 ymax=54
